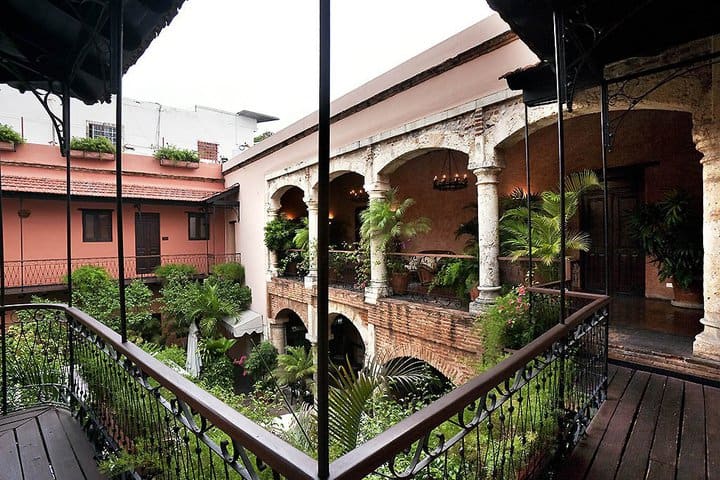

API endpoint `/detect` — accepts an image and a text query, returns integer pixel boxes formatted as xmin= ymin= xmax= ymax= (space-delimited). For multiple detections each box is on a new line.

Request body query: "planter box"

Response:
xmin=159 ymin=157 xmax=200 ymax=169
xmin=0 ymin=141 xmax=16 ymax=152
xmin=70 ymin=149 xmax=114 ymax=160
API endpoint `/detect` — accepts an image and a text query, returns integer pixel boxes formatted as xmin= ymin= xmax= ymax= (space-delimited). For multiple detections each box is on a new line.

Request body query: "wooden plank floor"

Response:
xmin=558 ymin=365 xmax=719 ymax=480
xmin=0 ymin=406 xmax=105 ymax=480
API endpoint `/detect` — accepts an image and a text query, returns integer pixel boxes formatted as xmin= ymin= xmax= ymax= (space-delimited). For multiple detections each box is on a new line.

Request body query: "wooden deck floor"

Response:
xmin=0 ymin=406 xmax=105 ymax=480
xmin=558 ymin=365 xmax=720 ymax=480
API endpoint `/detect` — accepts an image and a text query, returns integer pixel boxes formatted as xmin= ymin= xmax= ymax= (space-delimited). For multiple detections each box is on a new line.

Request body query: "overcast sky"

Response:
xmin=124 ymin=1 xmax=493 ymax=131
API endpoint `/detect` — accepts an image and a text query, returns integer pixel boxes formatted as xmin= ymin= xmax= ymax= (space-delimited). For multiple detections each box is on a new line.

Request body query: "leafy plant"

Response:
xmin=264 ymin=216 xmax=298 ymax=253
xmin=500 ymin=170 xmax=601 ymax=274
xmin=244 ymin=341 xmax=278 ymax=390
xmin=629 ymin=189 xmax=702 ymax=289
xmin=293 ymin=217 xmax=309 ymax=250
xmin=187 ymin=279 xmax=238 ymax=338
xmin=429 ymin=258 xmax=477 ymax=300
xmin=211 ymin=261 xmax=245 ymax=284
xmin=359 ymin=188 xmax=431 ymax=252
xmin=0 ymin=123 xmax=23 ymax=143
xmin=275 ymin=346 xmax=315 ymax=403
xmin=154 ymin=263 xmax=198 ymax=281
xmin=154 ymin=144 xmax=199 ymax=163
xmin=70 ymin=265 xmax=119 ymax=327
xmin=70 ymin=136 xmax=115 ymax=153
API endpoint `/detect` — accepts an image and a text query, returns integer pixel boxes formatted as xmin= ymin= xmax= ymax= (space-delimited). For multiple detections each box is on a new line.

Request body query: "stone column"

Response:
xmin=364 ymin=177 xmax=392 ymax=304
xmin=693 ymin=121 xmax=720 ymax=361
xmin=269 ymin=322 xmax=287 ymax=354
xmin=469 ymin=166 xmax=503 ymax=314
xmin=304 ymin=199 xmax=319 ymax=288
xmin=266 ymin=206 xmax=280 ymax=280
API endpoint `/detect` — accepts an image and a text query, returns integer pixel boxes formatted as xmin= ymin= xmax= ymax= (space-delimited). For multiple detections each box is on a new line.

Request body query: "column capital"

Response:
xmin=693 ymin=121 xmax=720 ymax=165
xmin=473 ymin=166 xmax=502 ymax=185
xmin=366 ymin=178 xmax=391 ymax=199
xmin=306 ymin=199 xmax=319 ymax=211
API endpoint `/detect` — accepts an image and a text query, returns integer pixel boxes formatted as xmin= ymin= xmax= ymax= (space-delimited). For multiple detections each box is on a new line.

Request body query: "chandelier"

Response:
xmin=433 ymin=150 xmax=468 ymax=191
xmin=349 ymin=188 xmax=369 ymax=203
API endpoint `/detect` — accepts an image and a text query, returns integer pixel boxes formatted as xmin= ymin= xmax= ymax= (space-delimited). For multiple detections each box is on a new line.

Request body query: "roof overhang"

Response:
xmin=237 ymin=110 xmax=279 ymax=123
xmin=0 ymin=0 xmax=186 ymax=104
xmin=203 ymin=184 xmax=239 ymax=207
xmin=487 ymin=0 xmax=720 ymax=105
xmin=221 ymin=310 xmax=263 ymax=339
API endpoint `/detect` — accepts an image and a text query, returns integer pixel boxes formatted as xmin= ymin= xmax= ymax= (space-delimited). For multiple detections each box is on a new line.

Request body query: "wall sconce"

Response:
xmin=18 ymin=209 xmax=31 ymax=219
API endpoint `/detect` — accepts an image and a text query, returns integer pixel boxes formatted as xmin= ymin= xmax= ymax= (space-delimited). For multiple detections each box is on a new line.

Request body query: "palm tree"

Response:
xmin=500 ymin=170 xmax=601 ymax=270
xmin=359 ymin=188 xmax=431 ymax=251
xmin=275 ymin=346 xmax=316 ymax=403
xmin=185 ymin=279 xmax=237 ymax=377
xmin=328 ymin=356 xmax=427 ymax=454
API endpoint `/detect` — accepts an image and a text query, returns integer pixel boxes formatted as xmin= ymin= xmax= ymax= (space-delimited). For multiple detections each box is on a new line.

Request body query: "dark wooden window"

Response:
xmin=188 ymin=212 xmax=209 ymax=240
xmin=82 ymin=209 xmax=112 ymax=242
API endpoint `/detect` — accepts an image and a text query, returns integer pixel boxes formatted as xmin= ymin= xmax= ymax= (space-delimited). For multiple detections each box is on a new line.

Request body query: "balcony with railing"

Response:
xmin=1 ymin=287 xmax=612 ymax=479
xmin=3 ymin=253 xmax=241 ymax=294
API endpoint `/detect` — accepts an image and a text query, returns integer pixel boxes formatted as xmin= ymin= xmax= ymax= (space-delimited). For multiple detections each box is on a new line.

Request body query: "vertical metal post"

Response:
xmin=524 ymin=103 xmax=534 ymax=317
xmin=600 ymin=82 xmax=611 ymax=391
xmin=63 ymin=84 xmax=73 ymax=305
xmin=317 ymin=0 xmax=331 ymax=477
xmin=553 ymin=9 xmax=567 ymax=324
xmin=111 ymin=0 xmax=127 ymax=342
xmin=0 ymin=146 xmax=5 ymax=414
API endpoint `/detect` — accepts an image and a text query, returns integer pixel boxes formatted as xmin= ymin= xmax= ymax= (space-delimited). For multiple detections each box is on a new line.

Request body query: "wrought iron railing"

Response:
xmin=0 ymin=303 xmax=315 ymax=480
xmin=0 ymin=288 xmax=608 ymax=479
xmin=329 ymin=288 xmax=610 ymax=479
xmin=328 ymin=249 xmax=366 ymax=292
xmin=3 ymin=253 xmax=241 ymax=289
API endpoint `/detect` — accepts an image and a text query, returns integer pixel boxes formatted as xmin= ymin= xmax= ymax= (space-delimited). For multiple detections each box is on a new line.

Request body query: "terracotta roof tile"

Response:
xmin=1 ymin=175 xmax=220 ymax=202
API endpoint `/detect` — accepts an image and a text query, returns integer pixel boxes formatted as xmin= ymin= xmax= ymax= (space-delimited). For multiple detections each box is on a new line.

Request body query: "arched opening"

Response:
xmin=328 ymin=171 xmax=366 ymax=246
xmin=284 ymin=311 xmax=310 ymax=352
xmin=278 ymin=186 xmax=307 ymax=220
xmin=329 ymin=314 xmax=365 ymax=371
xmin=269 ymin=186 xmax=308 ymax=278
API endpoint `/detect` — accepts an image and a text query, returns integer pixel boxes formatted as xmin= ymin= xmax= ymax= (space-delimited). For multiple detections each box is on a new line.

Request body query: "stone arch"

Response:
xmin=328 ymin=301 xmax=373 ymax=359
xmin=385 ymin=343 xmax=469 ymax=385
xmin=268 ymin=183 xmax=305 ymax=209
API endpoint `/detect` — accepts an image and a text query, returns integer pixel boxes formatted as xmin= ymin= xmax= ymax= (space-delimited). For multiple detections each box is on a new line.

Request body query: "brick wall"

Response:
xmin=267 ymin=278 xmax=482 ymax=384
xmin=197 ymin=141 xmax=218 ymax=162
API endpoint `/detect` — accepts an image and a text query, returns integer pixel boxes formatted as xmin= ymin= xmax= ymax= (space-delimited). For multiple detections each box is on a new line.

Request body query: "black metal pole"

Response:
xmin=600 ymin=82 xmax=611 ymax=392
xmin=553 ymin=9 xmax=567 ymax=324
xmin=524 ymin=103 xmax=533 ymax=286
xmin=111 ymin=0 xmax=127 ymax=342
xmin=0 ymin=141 xmax=6 ymax=415
xmin=317 ymin=0 xmax=330 ymax=477
xmin=63 ymin=83 xmax=73 ymax=306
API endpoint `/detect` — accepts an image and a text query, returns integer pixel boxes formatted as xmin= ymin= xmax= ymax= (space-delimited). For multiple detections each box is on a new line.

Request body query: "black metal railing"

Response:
xmin=3 ymin=253 xmax=241 ymax=289
xmin=329 ymin=288 xmax=610 ymax=479
xmin=328 ymin=249 xmax=366 ymax=292
xmin=0 ymin=303 xmax=315 ymax=480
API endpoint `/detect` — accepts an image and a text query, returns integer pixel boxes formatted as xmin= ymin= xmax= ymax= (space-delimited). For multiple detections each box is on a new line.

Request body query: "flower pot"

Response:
xmin=671 ymin=282 xmax=703 ymax=310
xmin=159 ymin=157 xmax=200 ymax=169
xmin=70 ymin=150 xmax=115 ymax=160
xmin=469 ymin=284 xmax=479 ymax=302
xmin=390 ymin=272 xmax=409 ymax=295
xmin=0 ymin=141 xmax=16 ymax=151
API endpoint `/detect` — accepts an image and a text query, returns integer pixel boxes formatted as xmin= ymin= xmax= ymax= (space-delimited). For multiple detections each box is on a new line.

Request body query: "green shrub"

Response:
xmin=0 ymin=123 xmax=23 ymax=144
xmin=70 ymin=136 xmax=115 ymax=153
xmin=264 ymin=216 xmax=298 ymax=253
xmin=244 ymin=341 xmax=278 ymax=390
xmin=214 ymin=278 xmax=252 ymax=311
xmin=154 ymin=145 xmax=199 ymax=163
xmin=211 ymin=262 xmax=245 ymax=284
xmin=70 ymin=265 xmax=117 ymax=327
xmin=154 ymin=263 xmax=198 ymax=281
xmin=151 ymin=345 xmax=187 ymax=367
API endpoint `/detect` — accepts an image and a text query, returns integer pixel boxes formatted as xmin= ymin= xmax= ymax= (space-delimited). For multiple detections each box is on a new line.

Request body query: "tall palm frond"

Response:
xmin=275 ymin=346 xmax=315 ymax=388
xmin=293 ymin=218 xmax=309 ymax=250
xmin=328 ymin=356 xmax=427 ymax=454
xmin=359 ymin=188 xmax=431 ymax=251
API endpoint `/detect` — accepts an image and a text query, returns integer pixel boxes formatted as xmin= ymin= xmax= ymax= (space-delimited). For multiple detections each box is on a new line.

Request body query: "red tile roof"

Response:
xmin=1 ymin=175 xmax=221 ymax=202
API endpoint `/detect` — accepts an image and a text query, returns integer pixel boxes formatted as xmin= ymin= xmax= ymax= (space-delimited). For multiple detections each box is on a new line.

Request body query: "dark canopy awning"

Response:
xmin=487 ymin=0 xmax=720 ymax=105
xmin=0 ymin=0 xmax=185 ymax=104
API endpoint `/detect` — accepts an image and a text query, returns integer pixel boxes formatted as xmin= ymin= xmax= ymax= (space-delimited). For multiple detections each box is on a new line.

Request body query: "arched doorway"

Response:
xmin=329 ymin=314 xmax=365 ymax=371
xmin=285 ymin=311 xmax=310 ymax=352
xmin=328 ymin=172 xmax=366 ymax=246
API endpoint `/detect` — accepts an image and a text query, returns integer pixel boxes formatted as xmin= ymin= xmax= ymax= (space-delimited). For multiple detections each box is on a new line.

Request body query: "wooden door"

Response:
xmin=135 ymin=212 xmax=161 ymax=274
xmin=581 ymin=175 xmax=644 ymax=296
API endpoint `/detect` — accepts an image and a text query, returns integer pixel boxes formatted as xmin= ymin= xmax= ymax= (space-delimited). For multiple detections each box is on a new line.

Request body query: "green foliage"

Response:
xmin=211 ymin=261 xmax=245 ymax=284
xmin=329 ymin=357 xmax=427 ymax=455
xmin=154 ymin=144 xmax=199 ymax=163
xmin=0 ymin=123 xmax=23 ymax=143
xmin=429 ymin=258 xmax=478 ymax=300
xmin=329 ymin=241 xmax=369 ymax=289
xmin=244 ymin=341 xmax=278 ymax=389
xmin=188 ymin=279 xmax=239 ymax=337
xmin=154 ymin=263 xmax=198 ymax=281
xmin=500 ymin=170 xmax=601 ymax=269
xmin=359 ymin=187 xmax=431 ymax=252
xmin=275 ymin=346 xmax=315 ymax=401
xmin=263 ymin=216 xmax=298 ymax=253
xmin=98 ymin=439 xmax=162 ymax=477
xmin=150 ymin=345 xmax=187 ymax=368
xmin=70 ymin=136 xmax=115 ymax=153
xmin=159 ymin=273 xmax=198 ymax=336
xmin=125 ymin=280 xmax=156 ymax=340
xmin=629 ymin=189 xmax=702 ymax=289
xmin=254 ymin=131 xmax=274 ymax=143
xmin=70 ymin=266 xmax=118 ymax=327
xmin=293 ymin=217 xmax=309 ymax=250
xmin=214 ymin=278 xmax=252 ymax=311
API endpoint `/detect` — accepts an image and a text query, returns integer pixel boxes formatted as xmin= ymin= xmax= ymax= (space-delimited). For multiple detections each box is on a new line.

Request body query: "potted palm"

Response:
xmin=359 ymin=188 xmax=430 ymax=295
xmin=500 ymin=170 xmax=601 ymax=283
xmin=0 ymin=123 xmax=23 ymax=151
xmin=630 ymin=189 xmax=703 ymax=309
